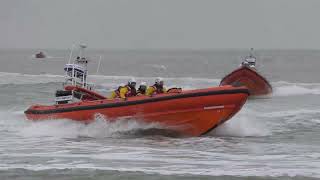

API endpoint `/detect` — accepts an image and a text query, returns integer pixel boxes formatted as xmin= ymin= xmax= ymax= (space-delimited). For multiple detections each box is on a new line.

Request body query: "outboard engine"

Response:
xmin=55 ymin=90 xmax=73 ymax=104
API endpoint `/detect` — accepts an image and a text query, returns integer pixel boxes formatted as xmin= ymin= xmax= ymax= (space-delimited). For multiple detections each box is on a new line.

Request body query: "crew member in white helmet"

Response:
xmin=137 ymin=81 xmax=147 ymax=96
xmin=110 ymin=78 xmax=137 ymax=99
xmin=146 ymin=77 xmax=167 ymax=96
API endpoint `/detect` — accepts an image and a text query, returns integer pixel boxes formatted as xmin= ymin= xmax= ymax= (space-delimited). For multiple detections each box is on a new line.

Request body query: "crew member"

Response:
xmin=110 ymin=78 xmax=137 ymax=99
xmin=137 ymin=82 xmax=147 ymax=96
xmin=146 ymin=77 xmax=166 ymax=96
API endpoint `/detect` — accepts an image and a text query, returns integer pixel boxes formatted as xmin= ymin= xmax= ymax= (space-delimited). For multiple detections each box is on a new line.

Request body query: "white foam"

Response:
xmin=0 ymin=72 xmax=64 ymax=85
xmin=0 ymin=162 xmax=319 ymax=178
xmin=273 ymin=81 xmax=320 ymax=97
xmin=261 ymin=109 xmax=320 ymax=119
xmin=211 ymin=108 xmax=271 ymax=137
xmin=0 ymin=108 xmax=163 ymax=139
xmin=0 ymin=72 xmax=220 ymax=90
xmin=0 ymin=110 xmax=29 ymax=132
xmin=310 ymin=118 xmax=320 ymax=124
xmin=1 ymin=110 xmax=320 ymax=178
xmin=19 ymin=115 xmax=162 ymax=139
xmin=2 ymin=71 xmax=320 ymax=97
xmin=274 ymin=85 xmax=320 ymax=96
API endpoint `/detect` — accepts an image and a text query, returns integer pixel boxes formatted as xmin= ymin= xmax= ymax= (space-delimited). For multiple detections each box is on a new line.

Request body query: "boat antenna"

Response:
xmin=79 ymin=43 xmax=87 ymax=58
xmin=249 ymin=48 xmax=254 ymax=57
xmin=68 ymin=44 xmax=75 ymax=64
xmin=96 ymin=55 xmax=102 ymax=74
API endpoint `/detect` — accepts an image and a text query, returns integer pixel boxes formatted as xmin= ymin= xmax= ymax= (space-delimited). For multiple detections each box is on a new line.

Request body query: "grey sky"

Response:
xmin=1 ymin=0 xmax=320 ymax=49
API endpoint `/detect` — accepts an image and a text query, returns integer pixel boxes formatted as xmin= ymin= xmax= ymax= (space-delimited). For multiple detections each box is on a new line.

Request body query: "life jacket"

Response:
xmin=151 ymin=84 xmax=165 ymax=94
xmin=113 ymin=85 xmax=134 ymax=98
xmin=114 ymin=86 xmax=123 ymax=98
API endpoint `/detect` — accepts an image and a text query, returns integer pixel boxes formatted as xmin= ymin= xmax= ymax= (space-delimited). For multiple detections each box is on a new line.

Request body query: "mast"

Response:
xmin=249 ymin=48 xmax=254 ymax=57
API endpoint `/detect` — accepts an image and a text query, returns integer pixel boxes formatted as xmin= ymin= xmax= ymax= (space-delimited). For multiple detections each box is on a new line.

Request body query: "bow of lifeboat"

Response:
xmin=220 ymin=66 xmax=272 ymax=97
xmin=25 ymin=86 xmax=249 ymax=136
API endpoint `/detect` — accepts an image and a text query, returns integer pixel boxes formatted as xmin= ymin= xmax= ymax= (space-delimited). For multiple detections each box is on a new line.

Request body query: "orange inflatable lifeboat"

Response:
xmin=220 ymin=49 xmax=272 ymax=96
xmin=25 ymin=85 xmax=249 ymax=136
xmin=24 ymin=44 xmax=249 ymax=136
xmin=220 ymin=66 xmax=272 ymax=96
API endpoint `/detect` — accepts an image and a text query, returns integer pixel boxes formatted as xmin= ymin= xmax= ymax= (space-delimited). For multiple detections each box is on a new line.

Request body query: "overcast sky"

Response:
xmin=1 ymin=0 xmax=320 ymax=49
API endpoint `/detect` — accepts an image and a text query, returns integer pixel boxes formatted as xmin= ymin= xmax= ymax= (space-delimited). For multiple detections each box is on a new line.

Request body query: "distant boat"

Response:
xmin=220 ymin=48 xmax=272 ymax=97
xmin=34 ymin=51 xmax=47 ymax=58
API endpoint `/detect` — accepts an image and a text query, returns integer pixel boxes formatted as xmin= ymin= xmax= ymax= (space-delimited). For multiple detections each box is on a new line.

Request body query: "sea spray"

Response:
xmin=211 ymin=108 xmax=271 ymax=137
xmin=19 ymin=114 xmax=163 ymax=139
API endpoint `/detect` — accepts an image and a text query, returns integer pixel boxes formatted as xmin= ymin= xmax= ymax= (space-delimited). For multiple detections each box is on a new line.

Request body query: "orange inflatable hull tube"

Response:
xmin=220 ymin=66 xmax=272 ymax=96
xmin=25 ymin=85 xmax=249 ymax=136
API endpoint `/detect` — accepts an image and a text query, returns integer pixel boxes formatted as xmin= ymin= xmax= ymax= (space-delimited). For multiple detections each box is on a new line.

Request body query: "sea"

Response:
xmin=0 ymin=49 xmax=319 ymax=180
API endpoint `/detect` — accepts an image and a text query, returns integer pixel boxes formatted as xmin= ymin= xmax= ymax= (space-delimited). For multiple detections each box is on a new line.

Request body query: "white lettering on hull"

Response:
xmin=203 ymin=105 xmax=224 ymax=110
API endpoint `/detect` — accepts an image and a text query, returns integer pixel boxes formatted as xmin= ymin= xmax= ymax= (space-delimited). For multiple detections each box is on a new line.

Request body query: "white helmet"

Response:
xmin=128 ymin=77 xmax=137 ymax=84
xmin=128 ymin=77 xmax=137 ymax=87
xmin=139 ymin=81 xmax=147 ymax=87
xmin=155 ymin=77 xmax=163 ymax=84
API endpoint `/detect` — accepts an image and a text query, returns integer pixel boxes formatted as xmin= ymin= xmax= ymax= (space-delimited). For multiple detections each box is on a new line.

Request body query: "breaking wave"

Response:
xmin=0 ymin=110 xmax=170 ymax=139
xmin=0 ymin=72 xmax=220 ymax=91
xmin=211 ymin=108 xmax=271 ymax=137
xmin=273 ymin=81 xmax=320 ymax=96
xmin=0 ymin=72 xmax=64 ymax=85
xmin=1 ymin=72 xmax=320 ymax=96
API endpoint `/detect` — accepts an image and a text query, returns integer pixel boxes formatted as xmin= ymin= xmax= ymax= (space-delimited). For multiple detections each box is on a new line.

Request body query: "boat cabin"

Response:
xmin=241 ymin=48 xmax=256 ymax=68
xmin=56 ymin=44 xmax=95 ymax=104
xmin=242 ymin=55 xmax=256 ymax=68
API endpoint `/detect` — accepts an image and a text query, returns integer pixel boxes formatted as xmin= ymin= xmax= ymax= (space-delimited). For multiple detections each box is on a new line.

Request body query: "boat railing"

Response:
xmin=63 ymin=44 xmax=96 ymax=90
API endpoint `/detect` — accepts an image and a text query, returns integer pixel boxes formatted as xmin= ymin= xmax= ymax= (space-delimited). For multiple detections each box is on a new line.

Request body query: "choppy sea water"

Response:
xmin=0 ymin=49 xmax=319 ymax=179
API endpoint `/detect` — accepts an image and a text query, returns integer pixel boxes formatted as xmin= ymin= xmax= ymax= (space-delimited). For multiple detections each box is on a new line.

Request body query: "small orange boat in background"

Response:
xmin=220 ymin=49 xmax=272 ymax=96
xmin=24 ymin=44 xmax=249 ymax=136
